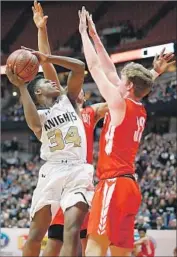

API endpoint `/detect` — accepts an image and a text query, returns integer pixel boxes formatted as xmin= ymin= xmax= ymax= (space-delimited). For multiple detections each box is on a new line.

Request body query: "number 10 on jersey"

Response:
xmin=134 ymin=116 xmax=145 ymax=143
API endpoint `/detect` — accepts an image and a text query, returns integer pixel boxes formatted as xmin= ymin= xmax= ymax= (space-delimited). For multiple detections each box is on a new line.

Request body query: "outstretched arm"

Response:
xmin=32 ymin=1 xmax=61 ymax=90
xmin=87 ymin=12 xmax=120 ymax=86
xmin=79 ymin=7 xmax=124 ymax=112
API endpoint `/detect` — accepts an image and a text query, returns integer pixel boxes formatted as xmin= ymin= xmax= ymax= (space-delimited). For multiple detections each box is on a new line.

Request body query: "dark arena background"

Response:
xmin=1 ymin=1 xmax=177 ymax=256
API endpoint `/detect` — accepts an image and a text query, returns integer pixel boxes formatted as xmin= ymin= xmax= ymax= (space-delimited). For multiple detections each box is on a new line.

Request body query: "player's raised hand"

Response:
xmin=21 ymin=46 xmax=48 ymax=64
xmin=153 ymin=47 xmax=175 ymax=75
xmin=32 ymin=0 xmax=48 ymax=29
xmin=78 ymin=6 xmax=88 ymax=34
xmin=6 ymin=65 xmax=25 ymax=88
xmin=31 ymin=51 xmax=48 ymax=64
xmin=86 ymin=12 xmax=97 ymax=38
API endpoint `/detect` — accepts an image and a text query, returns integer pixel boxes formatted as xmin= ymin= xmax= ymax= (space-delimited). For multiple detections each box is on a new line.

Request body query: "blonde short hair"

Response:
xmin=121 ymin=62 xmax=153 ymax=98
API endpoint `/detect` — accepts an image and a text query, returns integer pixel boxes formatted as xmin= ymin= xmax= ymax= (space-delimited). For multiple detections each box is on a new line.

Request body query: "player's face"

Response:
xmin=76 ymin=89 xmax=85 ymax=106
xmin=37 ymin=79 xmax=60 ymax=97
xmin=139 ymin=231 xmax=146 ymax=238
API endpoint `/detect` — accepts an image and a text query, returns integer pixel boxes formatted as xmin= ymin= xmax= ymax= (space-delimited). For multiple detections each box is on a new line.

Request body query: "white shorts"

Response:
xmin=30 ymin=161 xmax=94 ymax=220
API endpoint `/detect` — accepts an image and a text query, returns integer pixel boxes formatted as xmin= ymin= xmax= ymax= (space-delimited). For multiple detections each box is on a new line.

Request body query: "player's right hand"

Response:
xmin=5 ymin=65 xmax=25 ymax=88
xmin=86 ymin=12 xmax=98 ymax=38
xmin=78 ymin=6 xmax=88 ymax=34
xmin=32 ymin=0 xmax=48 ymax=29
xmin=21 ymin=46 xmax=48 ymax=64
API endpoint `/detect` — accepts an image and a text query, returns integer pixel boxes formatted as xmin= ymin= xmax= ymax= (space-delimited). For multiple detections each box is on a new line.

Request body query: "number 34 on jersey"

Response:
xmin=47 ymin=126 xmax=81 ymax=152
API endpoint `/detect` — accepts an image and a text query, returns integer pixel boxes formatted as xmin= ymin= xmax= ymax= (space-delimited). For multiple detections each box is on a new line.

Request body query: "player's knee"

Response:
xmin=43 ymin=245 xmax=58 ymax=256
xmin=27 ymin=228 xmax=45 ymax=243
xmin=64 ymin=204 xmax=87 ymax=231
xmin=43 ymin=239 xmax=63 ymax=257
xmin=65 ymin=223 xmax=80 ymax=238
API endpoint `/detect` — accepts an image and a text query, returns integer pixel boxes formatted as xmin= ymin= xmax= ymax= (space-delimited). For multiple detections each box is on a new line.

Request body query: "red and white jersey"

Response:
xmin=81 ymin=106 xmax=95 ymax=164
xmin=97 ymin=98 xmax=147 ymax=180
xmin=138 ymin=237 xmax=155 ymax=257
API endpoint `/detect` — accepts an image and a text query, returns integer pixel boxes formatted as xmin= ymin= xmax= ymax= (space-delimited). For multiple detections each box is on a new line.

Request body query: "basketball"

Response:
xmin=6 ymin=49 xmax=39 ymax=82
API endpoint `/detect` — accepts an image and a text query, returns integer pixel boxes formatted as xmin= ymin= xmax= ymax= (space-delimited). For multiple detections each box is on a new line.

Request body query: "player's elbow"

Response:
xmin=76 ymin=61 xmax=85 ymax=72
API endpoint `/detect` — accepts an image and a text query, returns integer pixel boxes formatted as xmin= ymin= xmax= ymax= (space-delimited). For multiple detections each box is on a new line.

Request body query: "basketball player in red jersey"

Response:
xmin=79 ymin=6 xmax=175 ymax=256
xmin=134 ymin=227 xmax=156 ymax=257
xmin=31 ymin=2 xmax=107 ymax=256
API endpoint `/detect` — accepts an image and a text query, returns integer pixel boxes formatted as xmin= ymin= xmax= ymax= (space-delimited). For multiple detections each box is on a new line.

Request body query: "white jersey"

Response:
xmin=38 ymin=95 xmax=87 ymax=162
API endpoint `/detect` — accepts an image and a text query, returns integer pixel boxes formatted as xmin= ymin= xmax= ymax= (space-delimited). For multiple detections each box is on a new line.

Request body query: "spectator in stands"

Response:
xmin=135 ymin=216 xmax=151 ymax=229
xmin=151 ymin=216 xmax=167 ymax=230
xmin=168 ymin=219 xmax=177 ymax=230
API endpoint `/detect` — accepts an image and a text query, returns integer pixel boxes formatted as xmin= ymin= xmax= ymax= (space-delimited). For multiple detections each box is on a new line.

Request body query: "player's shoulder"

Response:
xmin=125 ymin=98 xmax=146 ymax=114
xmin=56 ymin=93 xmax=68 ymax=103
xmin=56 ymin=93 xmax=77 ymax=109
xmin=37 ymin=108 xmax=50 ymax=116
xmin=125 ymin=98 xmax=143 ymax=106
xmin=37 ymin=108 xmax=50 ymax=124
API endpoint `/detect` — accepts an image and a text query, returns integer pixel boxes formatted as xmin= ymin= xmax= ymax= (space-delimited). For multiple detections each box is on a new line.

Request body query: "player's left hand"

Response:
xmin=21 ymin=46 xmax=48 ymax=64
xmin=86 ymin=12 xmax=97 ymax=38
xmin=153 ymin=47 xmax=175 ymax=75
xmin=78 ymin=6 xmax=88 ymax=34
xmin=32 ymin=0 xmax=48 ymax=29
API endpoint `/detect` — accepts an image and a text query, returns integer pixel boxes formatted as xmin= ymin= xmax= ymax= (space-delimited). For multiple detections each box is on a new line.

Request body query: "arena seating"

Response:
xmin=145 ymin=8 xmax=177 ymax=44
xmin=1 ymin=2 xmax=27 ymax=40
xmin=1 ymin=2 xmax=176 ymax=64
xmin=96 ymin=1 xmax=164 ymax=31
xmin=10 ymin=2 xmax=99 ymax=53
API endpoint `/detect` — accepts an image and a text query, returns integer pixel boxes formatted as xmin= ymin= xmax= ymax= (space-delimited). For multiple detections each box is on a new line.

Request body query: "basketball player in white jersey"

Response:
xmin=28 ymin=3 xmax=107 ymax=256
xmin=6 ymin=49 xmax=94 ymax=256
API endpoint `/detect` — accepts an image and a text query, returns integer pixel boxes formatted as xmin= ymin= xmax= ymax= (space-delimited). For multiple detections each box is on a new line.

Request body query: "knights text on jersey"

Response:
xmin=38 ymin=95 xmax=87 ymax=162
xmin=97 ymin=98 xmax=147 ymax=179
xmin=81 ymin=106 xmax=95 ymax=164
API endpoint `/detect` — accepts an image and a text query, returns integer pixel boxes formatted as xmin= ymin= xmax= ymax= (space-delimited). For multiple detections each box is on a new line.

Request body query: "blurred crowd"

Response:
xmin=135 ymin=133 xmax=177 ymax=230
xmin=1 ymin=132 xmax=176 ymax=229
xmin=148 ymin=80 xmax=177 ymax=103
xmin=1 ymin=103 xmax=25 ymax=122
xmin=1 ymin=155 xmax=43 ymax=228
